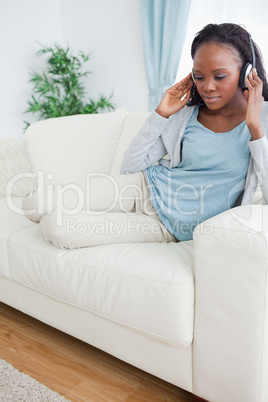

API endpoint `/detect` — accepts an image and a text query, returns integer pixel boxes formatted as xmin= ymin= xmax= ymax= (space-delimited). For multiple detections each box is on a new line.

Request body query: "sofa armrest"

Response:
xmin=193 ymin=205 xmax=268 ymax=402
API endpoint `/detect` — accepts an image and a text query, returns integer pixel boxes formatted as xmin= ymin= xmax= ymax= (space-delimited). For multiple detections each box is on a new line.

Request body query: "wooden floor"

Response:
xmin=0 ymin=302 xmax=193 ymax=401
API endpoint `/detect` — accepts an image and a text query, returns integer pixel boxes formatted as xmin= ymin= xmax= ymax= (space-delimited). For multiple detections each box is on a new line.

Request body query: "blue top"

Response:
xmin=145 ymin=106 xmax=251 ymax=241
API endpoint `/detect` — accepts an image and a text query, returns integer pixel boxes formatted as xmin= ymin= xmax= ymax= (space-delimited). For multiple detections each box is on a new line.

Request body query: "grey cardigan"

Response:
xmin=121 ymin=103 xmax=268 ymax=205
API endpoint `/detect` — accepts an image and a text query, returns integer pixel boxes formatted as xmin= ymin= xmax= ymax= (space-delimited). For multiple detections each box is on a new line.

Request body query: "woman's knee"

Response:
xmin=39 ymin=212 xmax=72 ymax=249
xmin=22 ymin=189 xmax=42 ymax=223
xmin=39 ymin=211 xmax=94 ymax=249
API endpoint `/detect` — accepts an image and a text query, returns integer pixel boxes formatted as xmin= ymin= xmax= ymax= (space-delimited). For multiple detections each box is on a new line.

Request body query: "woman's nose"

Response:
xmin=202 ymin=78 xmax=216 ymax=92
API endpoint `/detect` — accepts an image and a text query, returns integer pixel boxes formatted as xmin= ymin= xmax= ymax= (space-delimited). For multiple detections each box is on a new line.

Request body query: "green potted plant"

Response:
xmin=24 ymin=43 xmax=115 ymax=129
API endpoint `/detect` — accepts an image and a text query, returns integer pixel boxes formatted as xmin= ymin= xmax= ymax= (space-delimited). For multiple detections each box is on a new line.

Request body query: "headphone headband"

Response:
xmin=237 ymin=32 xmax=256 ymax=90
xmin=248 ymin=33 xmax=256 ymax=69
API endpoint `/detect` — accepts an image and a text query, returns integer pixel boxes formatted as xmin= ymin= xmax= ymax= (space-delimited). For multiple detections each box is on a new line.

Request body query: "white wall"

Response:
xmin=0 ymin=0 xmax=62 ymax=138
xmin=0 ymin=0 xmax=148 ymax=138
xmin=177 ymin=0 xmax=268 ymax=82
xmin=60 ymin=0 xmax=148 ymax=114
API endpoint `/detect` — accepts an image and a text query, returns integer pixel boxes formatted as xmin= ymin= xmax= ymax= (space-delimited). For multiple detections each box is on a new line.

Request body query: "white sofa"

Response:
xmin=1 ymin=109 xmax=268 ymax=402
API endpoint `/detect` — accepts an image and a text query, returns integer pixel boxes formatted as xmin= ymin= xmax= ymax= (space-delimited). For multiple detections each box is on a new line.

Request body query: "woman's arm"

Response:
xmin=248 ymin=136 xmax=268 ymax=203
xmin=245 ymin=69 xmax=268 ymax=203
xmin=245 ymin=68 xmax=264 ymax=140
xmin=120 ymin=111 xmax=169 ymax=173
xmin=120 ymin=74 xmax=193 ymax=174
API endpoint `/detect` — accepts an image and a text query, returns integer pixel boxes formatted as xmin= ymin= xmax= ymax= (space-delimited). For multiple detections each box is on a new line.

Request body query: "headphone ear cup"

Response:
xmin=239 ymin=63 xmax=252 ymax=90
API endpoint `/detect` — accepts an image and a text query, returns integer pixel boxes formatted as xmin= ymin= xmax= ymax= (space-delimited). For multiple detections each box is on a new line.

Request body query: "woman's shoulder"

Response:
xmin=161 ymin=105 xmax=196 ymax=146
xmin=170 ymin=105 xmax=196 ymax=122
xmin=260 ymin=102 xmax=268 ymax=136
xmin=261 ymin=101 xmax=268 ymax=120
xmin=261 ymin=101 xmax=268 ymax=113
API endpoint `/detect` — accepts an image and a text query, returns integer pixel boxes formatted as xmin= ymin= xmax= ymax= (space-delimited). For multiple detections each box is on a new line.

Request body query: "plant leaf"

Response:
xmin=24 ymin=42 xmax=116 ymax=130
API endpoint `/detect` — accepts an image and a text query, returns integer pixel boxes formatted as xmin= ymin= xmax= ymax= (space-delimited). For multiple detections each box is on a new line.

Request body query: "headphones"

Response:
xmin=191 ymin=32 xmax=256 ymax=91
xmin=238 ymin=33 xmax=256 ymax=90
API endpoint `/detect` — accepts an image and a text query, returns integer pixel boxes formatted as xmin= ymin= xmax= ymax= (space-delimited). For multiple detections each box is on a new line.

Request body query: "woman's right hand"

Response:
xmin=155 ymin=73 xmax=194 ymax=118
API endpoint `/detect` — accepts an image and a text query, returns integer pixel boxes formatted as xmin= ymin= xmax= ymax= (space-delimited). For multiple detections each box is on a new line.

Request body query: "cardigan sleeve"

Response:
xmin=248 ymin=136 xmax=268 ymax=203
xmin=120 ymin=111 xmax=170 ymax=174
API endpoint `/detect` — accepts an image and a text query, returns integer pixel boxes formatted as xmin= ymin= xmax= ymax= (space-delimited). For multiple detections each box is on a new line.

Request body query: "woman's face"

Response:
xmin=193 ymin=43 xmax=244 ymax=111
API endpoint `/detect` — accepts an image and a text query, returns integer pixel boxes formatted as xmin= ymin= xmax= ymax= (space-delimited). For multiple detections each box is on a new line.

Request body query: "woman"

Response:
xmin=23 ymin=23 xmax=268 ymax=248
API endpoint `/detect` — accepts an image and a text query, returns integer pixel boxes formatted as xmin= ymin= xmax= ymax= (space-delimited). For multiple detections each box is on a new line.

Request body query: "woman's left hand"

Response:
xmin=244 ymin=68 xmax=264 ymax=140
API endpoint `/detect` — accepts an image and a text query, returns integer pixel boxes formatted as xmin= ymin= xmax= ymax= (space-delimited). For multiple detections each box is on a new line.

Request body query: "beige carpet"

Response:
xmin=0 ymin=359 xmax=70 ymax=401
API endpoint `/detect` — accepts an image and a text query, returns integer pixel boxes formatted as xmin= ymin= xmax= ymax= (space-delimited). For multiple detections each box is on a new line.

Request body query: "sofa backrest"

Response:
xmin=24 ymin=110 xmax=127 ymax=184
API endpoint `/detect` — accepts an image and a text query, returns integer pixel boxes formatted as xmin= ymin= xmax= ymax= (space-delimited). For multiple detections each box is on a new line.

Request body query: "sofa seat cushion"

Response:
xmin=0 ymin=198 xmax=34 ymax=279
xmin=8 ymin=226 xmax=194 ymax=347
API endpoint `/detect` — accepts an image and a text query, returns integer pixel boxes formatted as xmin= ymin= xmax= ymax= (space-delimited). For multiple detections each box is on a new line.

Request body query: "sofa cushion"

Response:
xmin=0 ymin=138 xmax=36 ymax=197
xmin=24 ymin=110 xmax=127 ymax=184
xmin=8 ymin=227 xmax=194 ymax=347
xmin=0 ymin=198 xmax=34 ymax=279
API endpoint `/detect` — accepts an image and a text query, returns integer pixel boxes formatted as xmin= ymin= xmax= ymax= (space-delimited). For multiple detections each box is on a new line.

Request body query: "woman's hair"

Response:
xmin=188 ymin=23 xmax=268 ymax=105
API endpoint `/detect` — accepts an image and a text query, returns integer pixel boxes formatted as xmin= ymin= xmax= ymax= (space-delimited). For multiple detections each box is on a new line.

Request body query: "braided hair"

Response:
xmin=188 ymin=23 xmax=268 ymax=105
